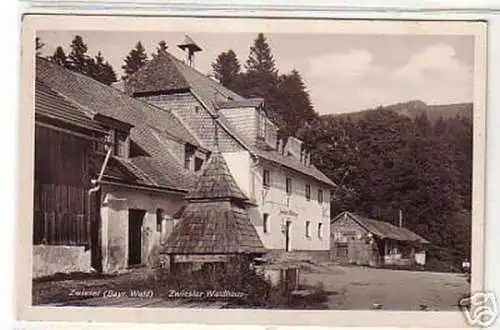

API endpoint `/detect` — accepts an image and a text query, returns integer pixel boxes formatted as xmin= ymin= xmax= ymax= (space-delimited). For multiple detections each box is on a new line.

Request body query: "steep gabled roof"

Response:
xmin=332 ymin=211 xmax=430 ymax=244
xmin=36 ymin=57 xmax=199 ymax=147
xmin=125 ymin=52 xmax=245 ymax=113
xmin=35 ymin=79 xmax=105 ymax=133
xmin=36 ymin=58 xmax=197 ymax=192
xmin=186 ymin=151 xmax=248 ymax=201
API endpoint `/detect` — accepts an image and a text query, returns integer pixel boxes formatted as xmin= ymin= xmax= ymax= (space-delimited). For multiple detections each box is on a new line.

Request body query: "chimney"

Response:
xmin=399 ymin=209 xmax=403 ymax=228
xmin=276 ymin=138 xmax=282 ymax=152
xmin=306 ymin=152 xmax=311 ymax=166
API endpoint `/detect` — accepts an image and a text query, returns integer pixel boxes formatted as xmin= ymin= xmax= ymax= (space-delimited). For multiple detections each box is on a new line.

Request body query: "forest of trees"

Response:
xmin=212 ymin=33 xmax=473 ymax=272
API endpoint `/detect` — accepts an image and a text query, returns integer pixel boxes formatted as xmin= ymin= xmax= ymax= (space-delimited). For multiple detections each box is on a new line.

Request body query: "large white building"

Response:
xmin=124 ymin=46 xmax=335 ymax=260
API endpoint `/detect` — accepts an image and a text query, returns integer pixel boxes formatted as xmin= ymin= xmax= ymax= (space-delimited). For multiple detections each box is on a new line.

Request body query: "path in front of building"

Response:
xmin=34 ymin=263 xmax=469 ymax=310
xmin=299 ymin=264 xmax=470 ymax=311
xmin=33 ymin=267 xmax=231 ymax=308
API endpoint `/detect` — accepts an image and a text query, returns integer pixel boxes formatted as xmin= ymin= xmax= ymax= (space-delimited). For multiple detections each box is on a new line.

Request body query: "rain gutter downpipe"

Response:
xmin=87 ymin=138 xmax=113 ymax=269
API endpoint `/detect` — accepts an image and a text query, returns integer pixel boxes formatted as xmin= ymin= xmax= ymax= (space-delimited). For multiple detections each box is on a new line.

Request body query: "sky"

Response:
xmin=38 ymin=31 xmax=475 ymax=115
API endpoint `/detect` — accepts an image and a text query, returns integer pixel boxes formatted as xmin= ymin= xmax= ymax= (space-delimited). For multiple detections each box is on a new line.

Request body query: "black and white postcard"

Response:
xmin=16 ymin=15 xmax=488 ymax=328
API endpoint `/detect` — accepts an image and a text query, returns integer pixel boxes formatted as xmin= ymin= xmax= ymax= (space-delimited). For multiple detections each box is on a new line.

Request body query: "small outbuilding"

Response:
xmin=330 ymin=211 xmax=430 ymax=268
xmin=162 ymin=149 xmax=266 ymax=273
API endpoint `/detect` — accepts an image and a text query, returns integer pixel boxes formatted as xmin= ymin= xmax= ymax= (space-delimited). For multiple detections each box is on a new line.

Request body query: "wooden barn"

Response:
xmin=162 ymin=148 xmax=266 ymax=273
xmin=330 ymin=211 xmax=429 ymax=268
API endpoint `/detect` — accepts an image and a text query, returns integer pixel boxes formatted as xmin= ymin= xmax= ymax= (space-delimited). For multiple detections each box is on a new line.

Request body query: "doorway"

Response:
xmin=285 ymin=221 xmax=291 ymax=252
xmin=128 ymin=209 xmax=145 ymax=267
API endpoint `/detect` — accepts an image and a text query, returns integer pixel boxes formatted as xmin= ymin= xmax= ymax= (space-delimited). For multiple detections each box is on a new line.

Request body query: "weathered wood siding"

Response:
xmin=33 ymin=124 xmax=93 ymax=246
xmin=330 ymin=214 xmax=379 ymax=266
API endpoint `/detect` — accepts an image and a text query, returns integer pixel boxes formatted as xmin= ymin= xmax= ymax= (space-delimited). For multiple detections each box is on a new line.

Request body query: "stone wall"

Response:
xmin=32 ymin=245 xmax=92 ymax=278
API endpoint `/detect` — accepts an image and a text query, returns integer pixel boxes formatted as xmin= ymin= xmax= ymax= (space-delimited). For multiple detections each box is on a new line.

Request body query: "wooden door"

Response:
xmin=128 ymin=209 xmax=145 ymax=267
xmin=336 ymin=243 xmax=348 ymax=263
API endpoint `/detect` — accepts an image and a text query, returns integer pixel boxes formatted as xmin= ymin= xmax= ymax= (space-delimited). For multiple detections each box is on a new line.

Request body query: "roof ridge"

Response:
xmin=166 ymin=52 xmax=246 ymax=101
xmin=36 ymin=70 xmax=98 ymax=119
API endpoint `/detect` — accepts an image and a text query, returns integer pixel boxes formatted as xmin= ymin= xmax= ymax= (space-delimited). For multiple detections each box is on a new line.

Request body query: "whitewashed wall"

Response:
xmin=225 ymin=155 xmax=331 ymax=252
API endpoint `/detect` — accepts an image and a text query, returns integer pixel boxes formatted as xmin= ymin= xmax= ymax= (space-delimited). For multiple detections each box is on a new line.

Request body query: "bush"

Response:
xmin=155 ymin=256 xmax=274 ymax=307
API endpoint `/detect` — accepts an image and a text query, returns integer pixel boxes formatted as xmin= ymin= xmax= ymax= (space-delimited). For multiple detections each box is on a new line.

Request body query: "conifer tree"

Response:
xmin=67 ymin=35 xmax=90 ymax=74
xmin=278 ymin=69 xmax=317 ymax=136
xmin=88 ymin=51 xmax=118 ymax=85
xmin=152 ymin=40 xmax=168 ymax=58
xmin=50 ymin=46 xmax=68 ymax=68
xmin=35 ymin=37 xmax=45 ymax=56
xmin=245 ymin=33 xmax=277 ymax=76
xmin=211 ymin=50 xmax=241 ymax=91
xmin=122 ymin=41 xmax=148 ymax=80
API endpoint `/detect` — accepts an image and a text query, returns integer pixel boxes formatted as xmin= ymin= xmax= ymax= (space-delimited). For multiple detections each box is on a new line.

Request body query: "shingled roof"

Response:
xmin=124 ymin=52 xmax=335 ymax=188
xmin=333 ymin=211 xmax=430 ymax=244
xmin=36 ymin=57 xmax=199 ymax=147
xmin=35 ymin=79 xmax=105 ymax=133
xmin=36 ymin=58 xmax=196 ymax=192
xmin=186 ymin=151 xmax=248 ymax=201
xmin=163 ymin=150 xmax=265 ymax=255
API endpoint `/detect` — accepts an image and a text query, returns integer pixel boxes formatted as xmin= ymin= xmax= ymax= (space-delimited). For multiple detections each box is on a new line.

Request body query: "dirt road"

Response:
xmin=299 ymin=265 xmax=470 ymax=311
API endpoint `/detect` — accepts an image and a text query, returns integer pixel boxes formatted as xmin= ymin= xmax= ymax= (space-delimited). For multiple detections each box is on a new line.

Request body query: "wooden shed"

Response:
xmin=162 ymin=150 xmax=266 ymax=272
xmin=330 ymin=211 xmax=430 ymax=268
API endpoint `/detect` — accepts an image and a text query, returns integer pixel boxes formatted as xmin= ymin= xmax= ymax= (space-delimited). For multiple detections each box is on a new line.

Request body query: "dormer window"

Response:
xmin=96 ymin=128 xmax=130 ymax=158
xmin=194 ymin=157 xmax=204 ymax=172
xmin=93 ymin=114 xmax=133 ymax=158
xmin=114 ymin=130 xmax=130 ymax=158
xmin=258 ymin=111 xmax=266 ymax=139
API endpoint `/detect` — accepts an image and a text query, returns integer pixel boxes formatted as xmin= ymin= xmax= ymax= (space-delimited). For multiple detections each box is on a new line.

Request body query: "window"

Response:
xmin=318 ymin=223 xmax=323 ymax=239
xmin=103 ymin=129 xmax=129 ymax=158
xmin=156 ymin=208 xmax=164 ymax=232
xmin=93 ymin=132 xmax=108 ymax=154
xmin=263 ymin=213 xmax=269 ymax=233
xmin=318 ymin=189 xmax=324 ymax=204
xmin=194 ymin=157 xmax=204 ymax=172
xmin=115 ymin=131 xmax=129 ymax=158
xmin=184 ymin=144 xmax=196 ymax=170
xmin=286 ymin=177 xmax=292 ymax=195
xmin=305 ymin=221 xmax=311 ymax=238
xmin=263 ymin=169 xmax=270 ymax=189
xmin=258 ymin=112 xmax=266 ymax=138
xmin=336 ymin=243 xmax=348 ymax=258
xmin=305 ymin=184 xmax=311 ymax=201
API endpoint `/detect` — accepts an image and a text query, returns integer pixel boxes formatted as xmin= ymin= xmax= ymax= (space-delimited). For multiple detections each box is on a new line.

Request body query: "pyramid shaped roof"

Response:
xmin=186 ymin=150 xmax=248 ymax=201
